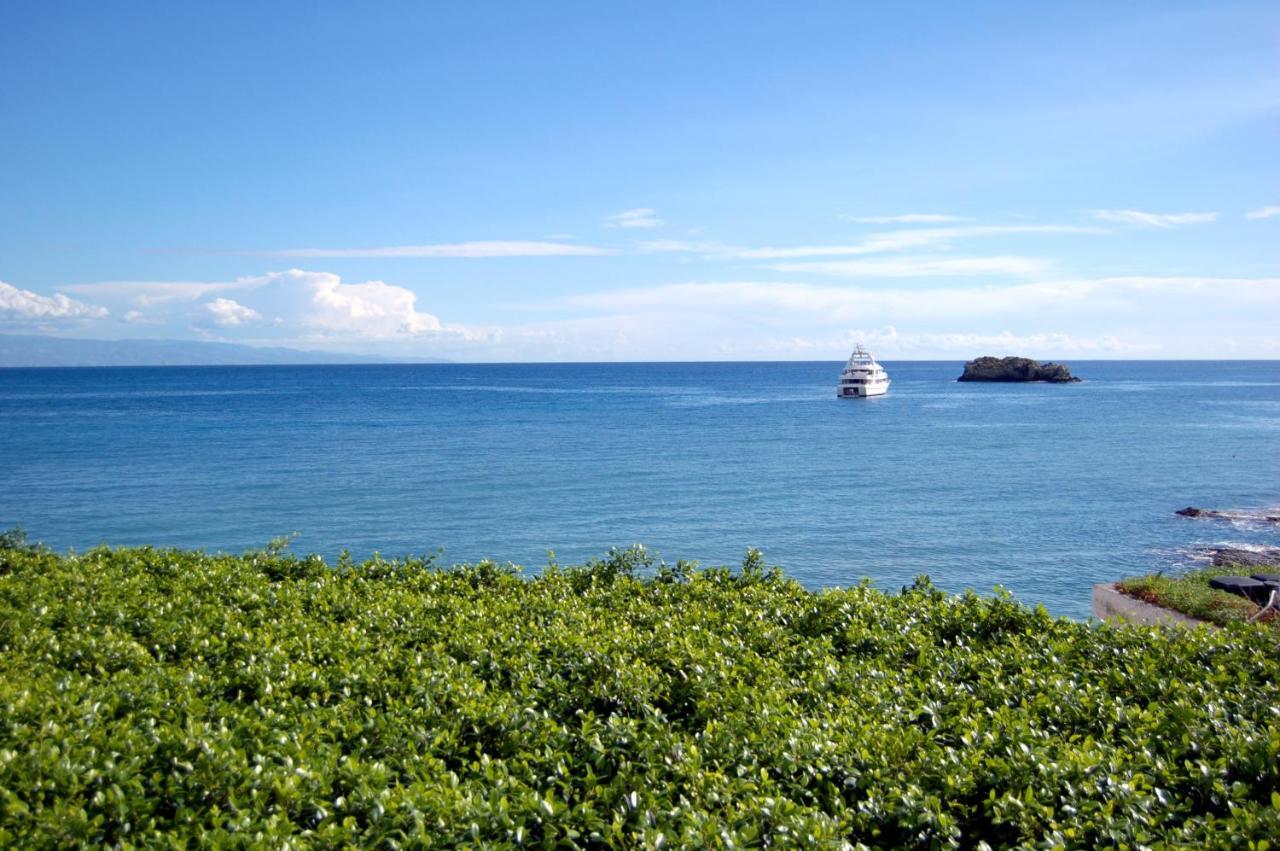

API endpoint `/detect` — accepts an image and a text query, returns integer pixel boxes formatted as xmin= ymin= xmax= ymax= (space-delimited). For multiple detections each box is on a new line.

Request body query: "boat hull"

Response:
xmin=837 ymin=382 xmax=889 ymax=398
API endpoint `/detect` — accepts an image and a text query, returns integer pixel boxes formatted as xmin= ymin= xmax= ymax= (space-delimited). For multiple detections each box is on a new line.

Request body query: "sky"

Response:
xmin=1 ymin=1 xmax=1277 ymax=361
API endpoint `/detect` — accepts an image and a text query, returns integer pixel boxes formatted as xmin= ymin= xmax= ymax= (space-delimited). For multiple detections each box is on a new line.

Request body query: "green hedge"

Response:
xmin=0 ymin=541 xmax=1277 ymax=848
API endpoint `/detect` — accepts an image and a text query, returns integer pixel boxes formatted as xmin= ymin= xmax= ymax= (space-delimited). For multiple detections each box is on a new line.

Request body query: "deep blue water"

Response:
xmin=2 ymin=361 xmax=1278 ymax=618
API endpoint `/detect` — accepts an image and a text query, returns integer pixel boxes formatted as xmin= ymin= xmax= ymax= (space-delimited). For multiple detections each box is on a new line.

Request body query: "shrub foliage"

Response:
xmin=0 ymin=541 xmax=1278 ymax=848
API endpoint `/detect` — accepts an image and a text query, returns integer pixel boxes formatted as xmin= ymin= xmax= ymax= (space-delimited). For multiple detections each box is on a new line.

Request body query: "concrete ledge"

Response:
xmin=1092 ymin=583 xmax=1209 ymax=628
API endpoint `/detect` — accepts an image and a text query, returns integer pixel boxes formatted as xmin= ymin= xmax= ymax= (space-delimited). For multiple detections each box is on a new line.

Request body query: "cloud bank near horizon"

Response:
xmin=8 ymin=204 xmax=1278 ymax=360
xmin=24 ymin=266 xmax=1279 ymax=361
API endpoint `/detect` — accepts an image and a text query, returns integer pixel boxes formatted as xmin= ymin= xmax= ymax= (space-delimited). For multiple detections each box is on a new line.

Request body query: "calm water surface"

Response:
xmin=3 ymin=361 xmax=1278 ymax=618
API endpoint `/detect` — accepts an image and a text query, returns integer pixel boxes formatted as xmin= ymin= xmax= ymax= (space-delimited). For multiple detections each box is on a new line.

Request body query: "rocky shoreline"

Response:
xmin=957 ymin=356 xmax=1080 ymax=383
xmin=1206 ymin=546 xmax=1280 ymax=568
xmin=1174 ymin=506 xmax=1280 ymax=567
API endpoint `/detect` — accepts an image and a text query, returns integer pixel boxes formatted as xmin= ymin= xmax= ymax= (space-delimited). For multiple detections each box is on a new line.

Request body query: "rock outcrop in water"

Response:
xmin=1176 ymin=506 xmax=1280 ymax=523
xmin=957 ymin=356 xmax=1080 ymax=383
xmin=1177 ymin=507 xmax=1227 ymax=519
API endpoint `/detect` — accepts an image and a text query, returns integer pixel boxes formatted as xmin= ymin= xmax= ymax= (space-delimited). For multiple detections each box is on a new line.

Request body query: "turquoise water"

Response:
xmin=2 ymin=361 xmax=1278 ymax=618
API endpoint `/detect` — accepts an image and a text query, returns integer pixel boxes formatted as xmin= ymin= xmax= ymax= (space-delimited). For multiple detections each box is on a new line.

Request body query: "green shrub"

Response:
xmin=0 ymin=543 xmax=1277 ymax=848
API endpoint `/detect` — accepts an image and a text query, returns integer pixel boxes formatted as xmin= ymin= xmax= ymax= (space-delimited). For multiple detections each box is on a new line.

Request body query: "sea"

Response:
xmin=2 ymin=360 xmax=1278 ymax=619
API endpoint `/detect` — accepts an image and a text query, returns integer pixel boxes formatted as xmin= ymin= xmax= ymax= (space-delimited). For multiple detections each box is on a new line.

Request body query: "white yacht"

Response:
xmin=837 ymin=345 xmax=890 ymax=398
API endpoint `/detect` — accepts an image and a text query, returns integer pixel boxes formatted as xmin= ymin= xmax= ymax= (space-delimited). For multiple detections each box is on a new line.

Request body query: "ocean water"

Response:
xmin=2 ymin=360 xmax=1278 ymax=619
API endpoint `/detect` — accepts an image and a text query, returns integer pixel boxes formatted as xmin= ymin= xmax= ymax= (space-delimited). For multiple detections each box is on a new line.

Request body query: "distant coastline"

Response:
xmin=3 ymin=336 xmax=1275 ymax=370
xmin=0 ymin=334 xmax=449 ymax=368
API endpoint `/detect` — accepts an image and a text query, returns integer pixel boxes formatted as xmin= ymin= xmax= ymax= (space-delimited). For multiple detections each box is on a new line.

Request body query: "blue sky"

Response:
xmin=1 ymin=1 xmax=1277 ymax=359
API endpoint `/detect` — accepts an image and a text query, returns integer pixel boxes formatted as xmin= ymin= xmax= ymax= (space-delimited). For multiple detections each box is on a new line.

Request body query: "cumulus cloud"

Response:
xmin=840 ymin=213 xmax=969 ymax=224
xmin=260 ymin=241 xmax=616 ymax=258
xmin=606 ymin=208 xmax=665 ymax=228
xmin=1089 ymin=209 xmax=1218 ymax=228
xmin=203 ymin=297 xmax=262 ymax=327
xmin=763 ymin=255 xmax=1052 ymax=278
xmin=0 ymin=281 xmax=108 ymax=323
xmin=62 ymin=270 xmax=450 ymax=342
xmin=300 ymin=270 xmax=442 ymax=336
xmin=1245 ymin=205 xmax=1280 ymax=220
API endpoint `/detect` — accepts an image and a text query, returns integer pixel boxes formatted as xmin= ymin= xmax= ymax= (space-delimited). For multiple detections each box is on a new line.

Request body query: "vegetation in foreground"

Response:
xmin=1 ymin=536 xmax=1278 ymax=848
xmin=1118 ymin=565 xmax=1276 ymax=629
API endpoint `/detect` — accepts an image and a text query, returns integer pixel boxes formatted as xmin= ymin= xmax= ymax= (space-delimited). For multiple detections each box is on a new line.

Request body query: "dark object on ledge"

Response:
xmin=957 ymin=356 xmax=1081 ymax=383
xmin=1209 ymin=575 xmax=1278 ymax=606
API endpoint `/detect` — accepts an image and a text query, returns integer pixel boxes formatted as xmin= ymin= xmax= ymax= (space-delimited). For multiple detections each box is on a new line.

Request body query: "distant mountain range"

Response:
xmin=0 ymin=334 xmax=449 ymax=367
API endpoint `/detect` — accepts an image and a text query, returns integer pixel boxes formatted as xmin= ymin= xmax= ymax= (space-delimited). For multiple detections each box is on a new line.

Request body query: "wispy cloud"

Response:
xmin=490 ymin=273 xmax=1280 ymax=359
xmin=637 ymin=239 xmax=730 ymax=254
xmin=558 ymin=276 xmax=1280 ymax=322
xmin=634 ymin=225 xmax=1100 ymax=260
xmin=65 ymin=275 xmax=272 ymax=305
xmin=731 ymin=225 xmax=1101 ymax=259
xmin=257 ymin=241 xmax=617 ymax=258
xmin=826 ymin=327 xmax=1156 ymax=357
xmin=1245 ymin=205 xmax=1280 ymax=220
xmin=840 ymin=213 xmax=969 ymax=224
xmin=763 ymin=256 xmax=1052 ymax=277
xmin=1089 ymin=209 xmax=1218 ymax=228
xmin=0 ymin=281 xmax=108 ymax=323
xmin=606 ymin=208 xmax=665 ymax=229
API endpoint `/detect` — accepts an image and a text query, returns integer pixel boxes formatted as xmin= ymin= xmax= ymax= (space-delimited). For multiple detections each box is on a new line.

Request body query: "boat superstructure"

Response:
xmin=837 ymin=345 xmax=890 ymax=398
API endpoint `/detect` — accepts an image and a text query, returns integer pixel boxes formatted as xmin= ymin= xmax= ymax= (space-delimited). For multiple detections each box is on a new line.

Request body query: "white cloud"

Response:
xmin=64 ymin=275 xmax=268 ymax=306
xmin=64 ymin=270 xmax=449 ymax=342
xmin=557 ymin=276 xmax=1280 ymax=324
xmin=1089 ymin=209 xmax=1218 ymax=228
xmin=122 ymin=310 xmax=145 ymax=323
xmin=0 ymin=281 xmax=108 ymax=323
xmin=261 ymin=241 xmax=616 ymax=258
xmin=840 ymin=213 xmax=969 ymax=224
xmin=730 ymin=225 xmax=1102 ymax=259
xmin=1245 ymin=205 xmax=1280 ymax=220
xmin=486 ymin=274 xmax=1279 ymax=360
xmin=294 ymin=270 xmax=442 ymax=337
xmin=203 ymin=297 xmax=262 ymax=327
xmin=764 ymin=255 xmax=1052 ymax=278
xmin=839 ymin=327 xmax=1156 ymax=356
xmin=606 ymin=208 xmax=665 ymax=229
xmin=42 ymin=267 xmax=1278 ymax=361
xmin=637 ymin=239 xmax=731 ymax=254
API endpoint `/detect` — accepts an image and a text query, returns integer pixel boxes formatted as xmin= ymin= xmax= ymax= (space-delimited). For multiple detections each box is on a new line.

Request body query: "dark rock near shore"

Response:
xmin=1176 ymin=506 xmax=1280 ymax=523
xmin=957 ymin=356 xmax=1081 ymax=383
xmin=1177 ymin=506 xmax=1229 ymax=519
xmin=1208 ymin=547 xmax=1280 ymax=569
